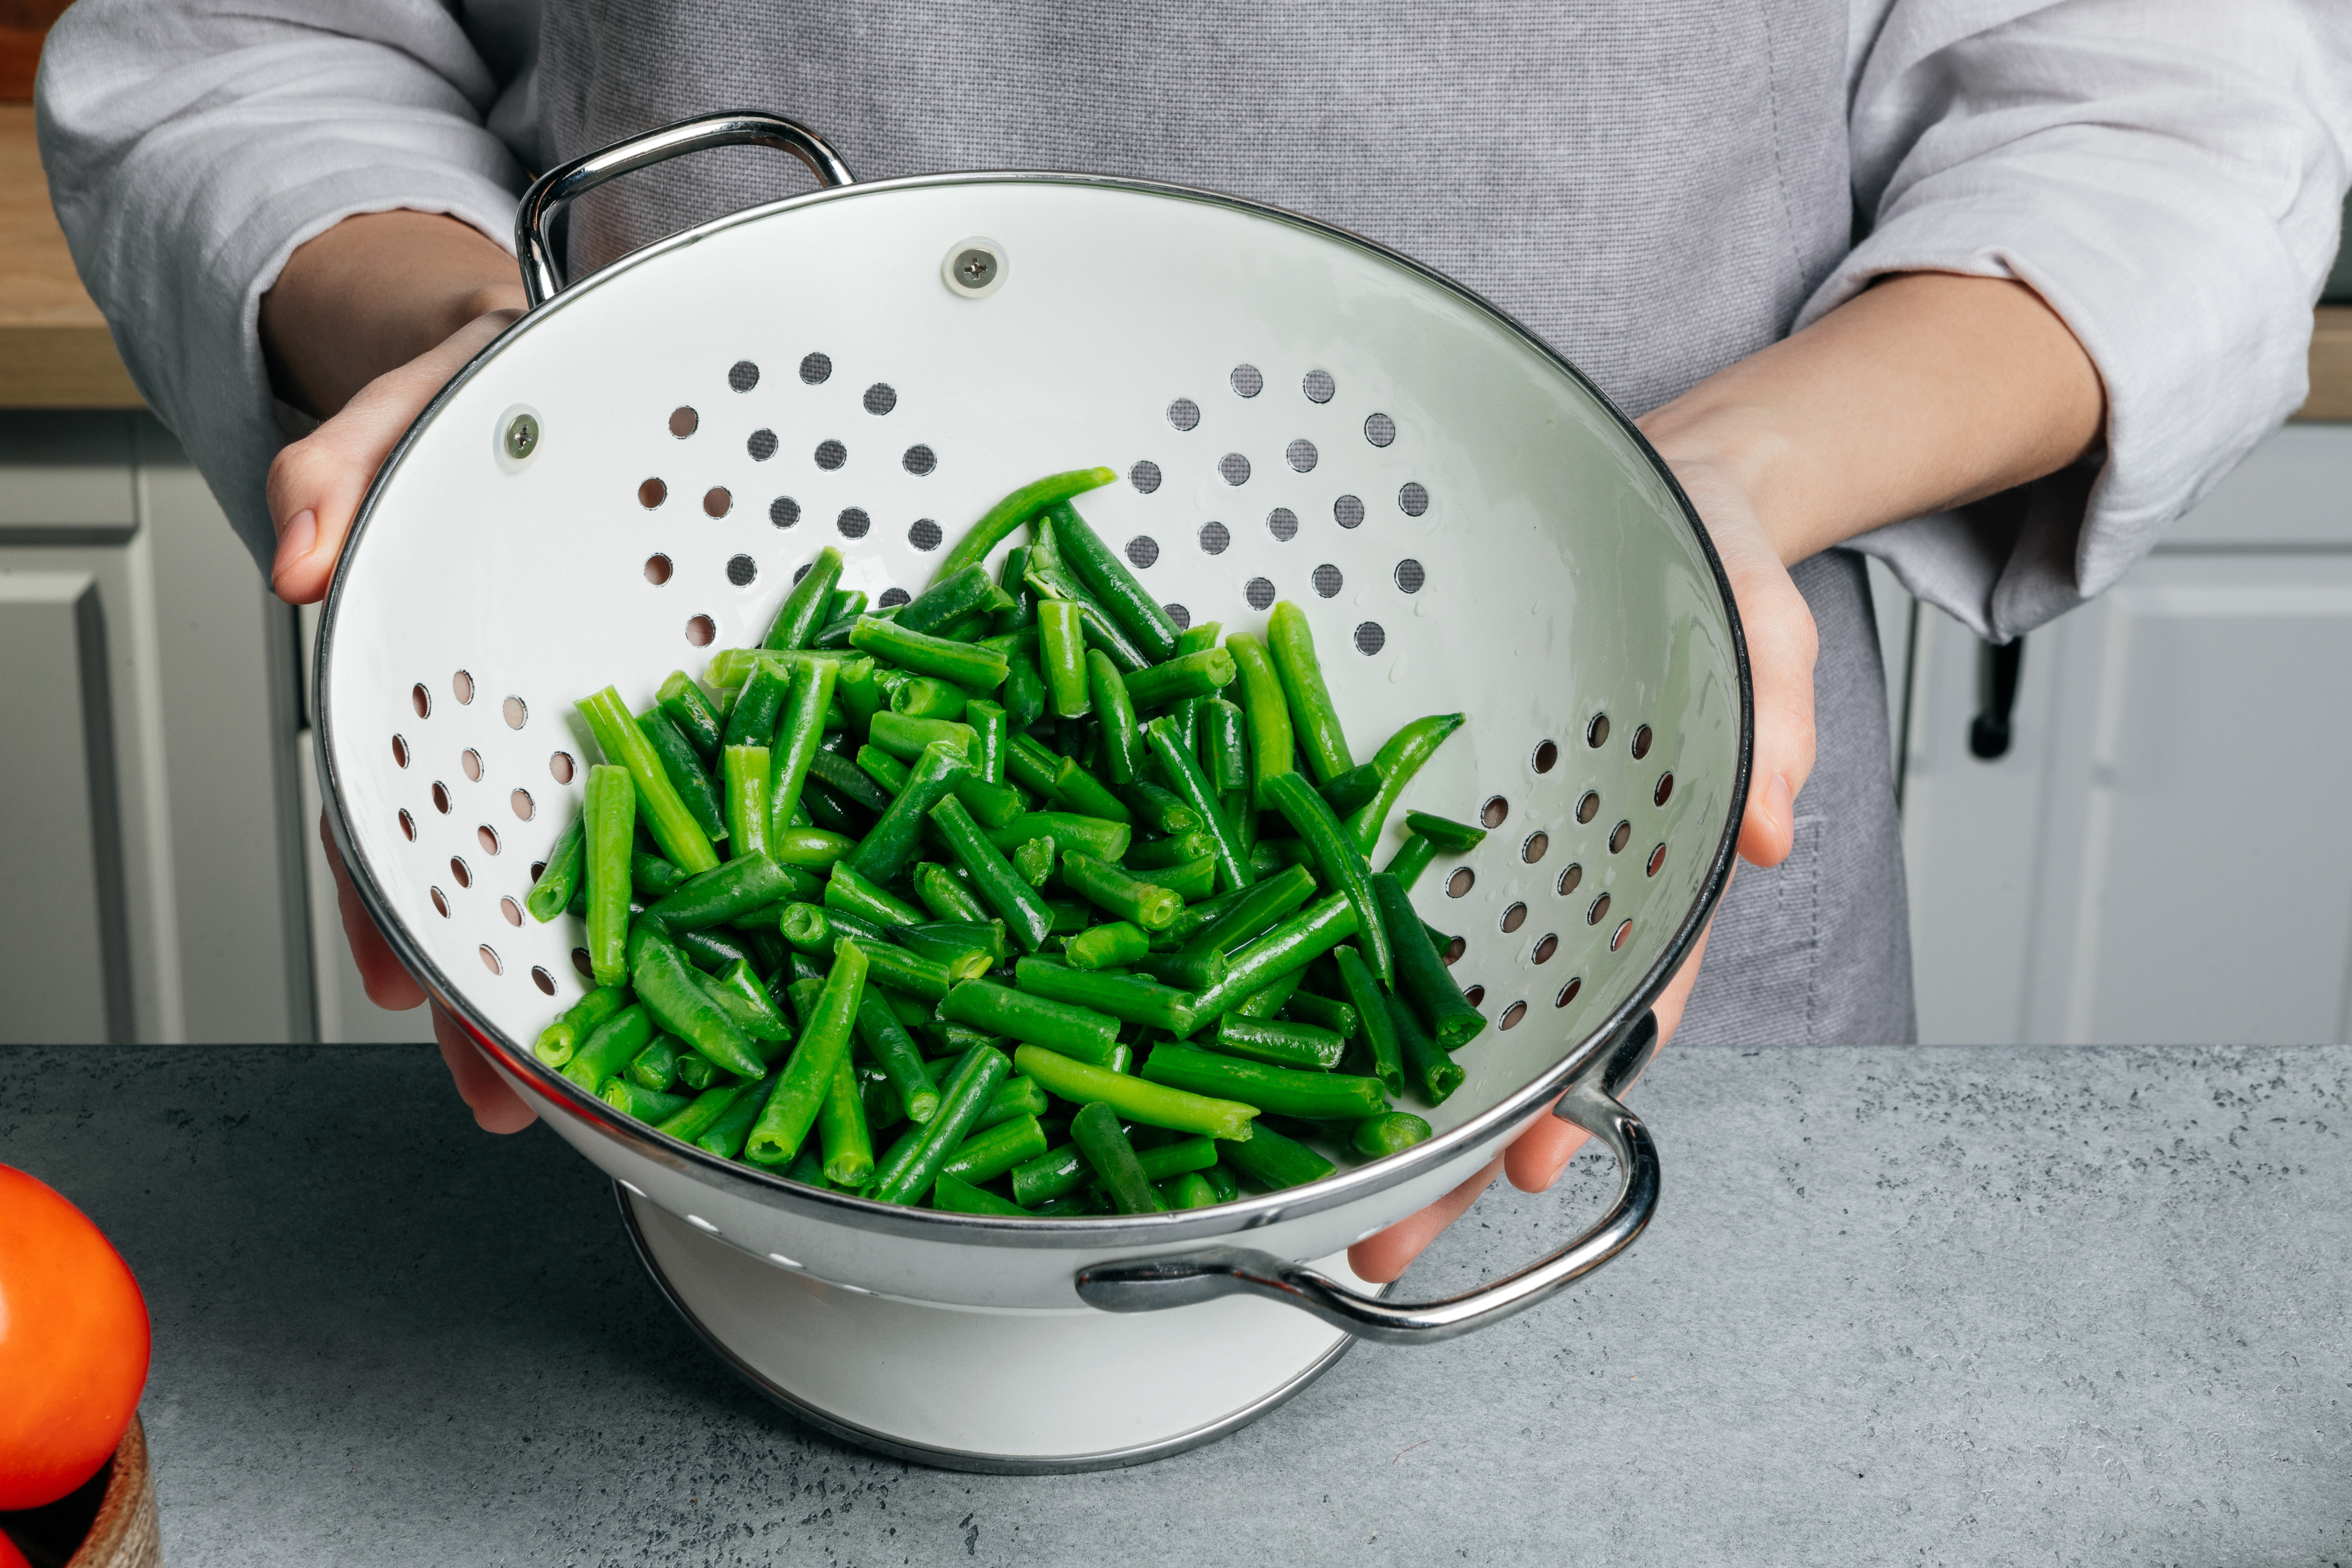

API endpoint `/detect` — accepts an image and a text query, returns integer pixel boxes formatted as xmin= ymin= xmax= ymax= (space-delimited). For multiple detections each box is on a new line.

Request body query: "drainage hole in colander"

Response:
xmin=815 ymin=439 xmax=847 ymax=470
xmin=1394 ymin=559 xmax=1426 ymax=594
xmin=703 ymin=488 xmax=732 ymax=518
xmin=430 ymin=887 xmax=448 ymax=917
xmin=1532 ymin=739 xmax=1558 ymax=773
xmin=1399 ymin=482 xmax=1430 ymax=517
xmin=770 ymin=496 xmax=801 ymax=529
xmin=1303 ymin=369 xmax=1335 ymax=403
xmin=1230 ymin=364 xmax=1263 ymax=398
xmin=909 ymin=518 xmax=943 ymax=551
xmin=1312 ymin=564 xmax=1343 ymax=598
xmin=1267 ymin=508 xmax=1298 ymax=542
xmin=1286 ymin=440 xmax=1318 ymax=473
xmin=837 ymin=507 xmax=870 ymax=539
xmin=530 ymin=858 xmax=546 ymax=882
xmin=685 ymin=615 xmax=716 ymax=646
xmin=398 ymin=809 xmax=416 ymax=842
xmin=1576 ymin=791 xmax=1600 ymax=824
xmin=1164 ymin=603 xmax=1192 ymax=631
xmin=431 ymin=781 xmax=451 ymax=814
xmin=478 ymin=825 xmax=501 ymax=855
xmin=1611 ymin=919 xmax=1633 ymax=953
xmin=1481 ymin=795 xmax=1509 ymax=828
xmin=727 ymin=554 xmax=758 ymax=587
xmin=392 ymin=735 xmax=409 ymax=768
xmin=644 ymin=554 xmax=673 ymax=586
xmin=1221 ymin=453 xmax=1251 ymax=486
xmin=571 ymin=947 xmax=592 ymax=978
xmin=1557 ymin=976 xmax=1582 ymax=1007
xmin=1557 ymin=862 xmax=1582 ymax=896
xmin=1648 ymin=843 xmax=1667 ymax=877
xmin=1130 ymin=460 xmax=1163 ymax=494
xmin=1244 ymin=577 xmax=1276 ymax=611
xmin=1126 ymin=536 xmax=1160 ymax=569
xmin=747 ymin=428 xmax=778 ymax=461
xmin=1587 ymin=712 xmax=1611 ymax=748
xmin=1499 ymin=1000 xmax=1527 ymax=1030
xmin=453 ymin=669 xmax=474 ymax=705
xmin=1442 ymin=935 xmax=1467 ymax=966
xmin=1463 ymin=984 xmax=1486 ymax=1008
xmin=1532 ymin=933 xmax=1558 ymax=964
xmin=461 ymin=748 xmax=483 ymax=782
xmin=1586 ymin=892 xmax=1611 ymax=926
xmin=1523 ymin=830 xmax=1548 ymax=863
xmin=511 ymin=788 xmax=534 ymax=821
xmin=500 ymin=896 xmax=522 ymax=927
xmin=668 ymin=406 xmax=697 ymax=439
xmin=450 ymin=856 xmax=471 ymax=889
xmin=903 ymin=445 xmax=936 ymax=476
xmin=1365 ymin=413 xmax=1396 ymax=447
xmin=1335 ymin=494 xmax=1365 ymax=529
xmin=1168 ymin=398 xmax=1201 ymax=431
xmin=1631 ymin=723 xmax=1654 ymax=760
xmin=800 ymin=351 xmax=832 ymax=384
xmin=1353 ymin=622 xmax=1385 ymax=655
xmin=863 ymin=383 xmax=896 ymax=416
xmin=411 ymin=682 xmax=430 ymax=719
xmin=729 ymin=360 xmax=759 ymax=393
xmin=1199 ymin=521 xmax=1230 ymax=555
xmin=549 ymin=750 xmax=575 ymax=784
xmin=503 ymin=696 xmax=527 ymax=730
xmin=1609 ymin=820 xmax=1631 ymax=854
xmin=531 ymin=965 xmax=557 ymax=996
xmin=639 ymin=478 xmax=668 ymax=509
xmin=1446 ymin=866 xmax=1474 ymax=898
xmin=1501 ymin=901 xmax=1527 ymax=934
xmin=479 ymin=944 xmax=502 ymax=975
xmin=878 ymin=587 xmax=912 ymax=609
xmin=1655 ymin=772 xmax=1675 ymax=806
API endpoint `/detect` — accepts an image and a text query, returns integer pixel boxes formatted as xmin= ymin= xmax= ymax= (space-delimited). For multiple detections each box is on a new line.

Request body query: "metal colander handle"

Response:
xmin=516 ymin=112 xmax=857 ymax=308
xmin=1074 ymin=1012 xmax=1662 ymax=1343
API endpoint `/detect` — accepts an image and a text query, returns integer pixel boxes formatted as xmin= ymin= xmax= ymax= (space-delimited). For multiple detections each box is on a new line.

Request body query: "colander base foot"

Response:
xmin=619 ymin=1185 xmax=1370 ymax=1473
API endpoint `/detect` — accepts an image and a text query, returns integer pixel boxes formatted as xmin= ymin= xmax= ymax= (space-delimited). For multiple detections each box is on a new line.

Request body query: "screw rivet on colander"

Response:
xmin=504 ymin=413 xmax=538 ymax=460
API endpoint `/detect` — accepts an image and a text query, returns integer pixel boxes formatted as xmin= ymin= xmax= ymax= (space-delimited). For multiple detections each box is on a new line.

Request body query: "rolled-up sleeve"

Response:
xmin=1819 ymin=0 xmax=2352 ymax=640
xmin=36 ymin=0 xmax=531 ymax=570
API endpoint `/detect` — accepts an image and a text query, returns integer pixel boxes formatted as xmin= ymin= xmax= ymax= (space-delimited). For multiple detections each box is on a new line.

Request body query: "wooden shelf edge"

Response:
xmin=0 ymin=323 xmax=144 ymax=408
xmin=2293 ymin=304 xmax=2352 ymax=423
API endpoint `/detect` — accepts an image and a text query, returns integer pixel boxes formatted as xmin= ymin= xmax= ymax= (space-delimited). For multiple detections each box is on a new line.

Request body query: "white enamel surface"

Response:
xmin=323 ymin=175 xmax=1740 ymax=1302
xmin=632 ymin=1193 xmax=1366 ymax=1459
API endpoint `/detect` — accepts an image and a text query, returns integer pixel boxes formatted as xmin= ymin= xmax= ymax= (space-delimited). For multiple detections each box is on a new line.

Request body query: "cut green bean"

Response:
xmin=1372 ymin=873 xmax=1487 ymax=1051
xmin=965 ymin=698 xmax=1008 ymax=784
xmin=1384 ymin=832 xmax=1440 ymax=890
xmin=1217 ymin=1122 xmax=1336 ymax=1191
xmin=913 ymin=861 xmax=989 ymax=923
xmin=1060 ymin=852 xmax=1182 ymax=931
xmin=1283 ymin=989 xmax=1358 ymax=1039
xmin=645 ymin=851 xmax=793 ymax=931
xmin=1045 ymin=501 xmax=1180 ymax=662
xmin=564 ymin=1004 xmax=654 ymax=1091
xmin=1012 ymin=835 xmax=1055 ymax=888
xmin=1402 ymin=811 xmax=1486 ymax=853
xmin=535 ymin=983 xmax=628 ymax=1067
xmin=1248 ymin=838 xmax=1315 ymax=877
xmin=1266 ymin=771 xmax=1391 ymax=985
xmin=872 ymin=1044 xmax=1011 ymax=1204
xmin=1201 ymin=1162 xmax=1240 ymax=1203
xmin=744 ymin=938 xmax=868 ymax=1165
xmin=1066 ymin=920 xmax=1150 ymax=971
xmin=855 ymin=992 xmax=940 ymax=1124
xmin=696 ymin=958 xmax=792 ymax=1044
xmin=602 ymin=1078 xmax=692 ymax=1123
xmin=1161 ymin=1172 xmax=1218 ymax=1209
xmin=1156 ymin=856 xmax=1216 ymax=901
xmin=675 ymin=1050 xmax=724 ymax=1091
xmin=849 ymin=615 xmax=1009 ymax=690
xmin=1318 ymin=761 xmax=1383 ymax=818
xmin=1266 ymin=601 xmax=1353 ymax=783
xmin=1013 ymin=1045 xmax=1257 ymax=1140
xmin=1202 ymin=698 xmax=1247 ymax=793
xmin=846 ymin=936 xmax=955 ymax=1003
xmin=1232 ymin=966 xmax=1305 ymax=1020
xmin=848 ymin=739 xmax=972 ymax=885
xmin=1123 ymin=647 xmax=1237 ymax=709
xmin=867 ymin=710 xmax=980 ymax=765
xmin=723 ymin=744 xmax=770 ymax=859
xmin=972 ymin=1074 xmax=1050 ymax=1132
xmin=1086 ymin=649 xmax=1144 ymax=785
xmin=764 ymin=545 xmax=843 ymax=651
xmin=1332 ymin=944 xmax=1403 ymax=1095
xmin=1345 ymin=712 xmax=1467 ymax=853
xmin=1013 ymin=958 xmax=1197 ymax=1033
xmin=856 ymin=743 xmax=912 ymax=797
xmin=584 ymin=764 xmax=635 ymax=985
xmin=628 ymin=920 xmax=765 ymax=1077
xmin=939 ymin=979 xmax=1118 ymax=1057
xmin=1072 ymin=1102 xmax=1161 ymax=1214
xmin=1144 ymin=717 xmax=1252 ymax=894
xmin=941 ymin=1113 xmax=1049 ymax=1186
xmin=1180 ymin=862 xmax=1316 ymax=957
xmin=1128 ymin=947 xmax=1227 ymax=993
xmin=1187 ymin=892 xmax=1359 ymax=1022
xmin=825 ymin=862 xmax=926 ymax=928
xmin=894 ymin=921 xmax=1002 ymax=980
xmin=1174 ymin=620 xmax=1222 ymax=657
xmin=1350 ymin=1112 xmax=1433 ymax=1159
xmin=1008 ymin=1134 xmax=1217 ymax=1207
xmin=1123 ymin=830 xmax=1216 ymax=870
xmin=932 ymin=796 xmax=1056 ymax=953
xmin=577 ymin=688 xmax=719 ymax=873
xmin=1211 ymin=1014 xmax=1347 ymax=1071
xmin=808 ymin=746 xmax=893 ymax=812
xmin=1001 ymin=643 xmax=1046 ymax=730
xmin=1124 ymin=782 xmax=1200 ymax=837
xmin=933 ymin=1172 xmax=1030 ymax=1215
xmin=695 ymin=1079 xmax=767 ymax=1158
xmin=1385 ymin=983 xmax=1465 ymax=1105
xmin=1143 ymin=1043 xmax=1386 ymax=1119
xmin=1037 ymin=598 xmax=1090 ymax=718
xmin=526 ymin=805 xmax=586 ymax=924
xmin=1225 ymin=632 xmax=1295 ymax=810
xmin=657 ymin=670 xmax=725 ymax=761
xmin=898 ymin=562 xmax=1016 ymax=636
xmin=766 ymin=657 xmax=838 ymax=838
xmin=673 ymin=925 xmax=755 ymax=975
xmin=819 ymin=1054 xmax=875 ymax=1186
xmin=984 ymin=810 xmax=1130 ymax=863
xmin=723 ymin=661 xmax=791 ymax=749
xmin=930 ymin=467 xmax=1118 ymax=586
xmin=628 ymin=849 xmax=687 ymax=901
xmin=655 ymin=1083 xmax=743 ymax=1143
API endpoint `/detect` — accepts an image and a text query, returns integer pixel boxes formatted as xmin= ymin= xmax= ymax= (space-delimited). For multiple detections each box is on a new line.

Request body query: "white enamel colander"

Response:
xmin=316 ymin=113 xmax=1750 ymax=1470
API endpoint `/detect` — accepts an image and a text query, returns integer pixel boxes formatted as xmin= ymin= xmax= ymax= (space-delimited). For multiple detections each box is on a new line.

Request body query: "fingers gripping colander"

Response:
xmin=318 ymin=114 xmax=1749 ymax=1469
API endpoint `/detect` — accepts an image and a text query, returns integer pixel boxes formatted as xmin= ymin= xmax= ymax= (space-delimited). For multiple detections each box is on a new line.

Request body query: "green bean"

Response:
xmin=1144 ymin=717 xmax=1253 ymax=894
xmin=602 ymin=1078 xmax=692 ymax=1123
xmin=1265 ymin=772 xmax=1392 ymax=984
xmin=1013 ymin=1046 xmax=1257 ymax=1140
xmin=1232 ymin=966 xmax=1305 ymax=1020
xmin=933 ymin=1172 xmax=1030 ymax=1215
xmin=1011 ymin=1137 xmax=1214 ymax=1207
xmin=1153 ymin=855 xmax=1215 ymax=900
xmin=898 ymin=562 xmax=1017 ymax=635
xmin=992 ymin=543 xmax=1037 ymax=632
xmin=1211 ymin=1014 xmax=1347 ymax=1071
xmin=1383 ymin=832 xmax=1440 ymax=890
xmin=645 ymin=851 xmax=793 ymax=931
xmin=1045 ymin=757 xmax=1128 ymax=824
xmin=808 ymin=746 xmax=893 ymax=813
xmin=1332 ymin=944 xmax=1403 ymax=1095
xmin=1385 ymin=982 xmax=1465 ymax=1105
xmin=824 ymin=862 xmax=924 ymax=928
xmin=628 ymin=1034 xmax=683 ymax=1092
xmin=724 ymin=661 xmax=792 ymax=748
xmin=964 ymin=698 xmax=1008 ymax=785
xmin=723 ymin=744 xmax=770 ymax=859
xmin=1128 ymin=947 xmax=1226 ymax=993
xmin=856 ymin=743 xmax=912 ymax=797
xmin=834 ymin=654 xmax=886 ymax=738
xmin=1201 ymin=1162 xmax=1240 ymax=1203
xmin=1201 ymin=697 xmax=1248 ymax=795
xmin=1001 ymin=643 xmax=1047 ymax=729
xmin=1350 ymin=1112 xmax=1433 ymax=1159
xmin=695 ymin=1080 xmax=767 ymax=1159
xmin=861 ymin=1070 xmax=907 ymax=1133
xmin=1187 ymin=892 xmax=1358 ymax=1022
xmin=1060 ymin=852 xmax=1183 ymax=931
xmin=941 ymin=1113 xmax=1049 ymax=1185
xmin=1344 ymin=713 xmax=1467 ymax=852
xmin=786 ymin=1137 xmax=834 ymax=1187
xmin=743 ymin=938 xmax=868 ymax=1165
xmin=675 ymin=1050 xmax=724 ymax=1091
xmin=1023 ymin=533 xmax=1152 ymax=674
xmin=848 ymin=739 xmax=972 ymax=885
xmin=1066 ymin=920 xmax=1150 ymax=971
xmin=1003 ymin=732 xmax=1066 ymax=803
xmin=1224 ymin=633 xmax=1295 ymax=810
xmin=1012 ymin=957 xmax=1197 ymax=1034
xmin=1319 ymin=761 xmax=1383 ymax=818
xmin=655 ymin=1083 xmax=743 ymax=1143
xmin=1046 ymin=898 xmax=1092 ymax=934
xmin=535 ymin=983 xmax=628 ymax=1067
xmin=706 ymin=645 xmax=855 ymax=688
xmin=1249 ymin=838 xmax=1314 ymax=877
xmin=949 ymin=775 xmax=1026 ymax=829
xmin=846 ymin=936 xmax=954 ymax=1003
xmin=1180 ymin=862 xmax=1316 ymax=957
xmin=930 ymin=467 xmax=1118 ymax=586
xmin=1143 ymin=1044 xmax=1386 ymax=1119
xmin=657 ymin=670 xmax=725 ymax=762
xmin=984 ymin=810 xmax=1130 ymax=862
xmin=1157 ymin=1172 xmax=1215 ymax=1209
xmin=1044 ymin=501 xmax=1180 ymax=662
xmin=1072 ymin=1102 xmax=1161 ymax=1213
xmin=696 ymin=958 xmax=793 ymax=1045
xmin=1265 ymin=601 xmax=1353 ymax=782
xmin=931 ymin=796 xmax=1055 ymax=953
xmin=827 ymin=587 xmax=867 ymax=622
xmin=1011 ymin=835 xmax=1056 ymax=888
xmin=1283 ymin=989 xmax=1358 ymax=1039
xmin=577 ymin=688 xmax=719 ymax=873
xmin=766 ymin=658 xmax=838 ymax=838
xmin=1123 ymin=782 xmax=1200 ymax=837
xmin=867 ymin=710 xmax=980 ymax=765
xmin=1402 ymin=811 xmax=1486 ymax=853
xmin=584 ymin=764 xmax=635 ymax=985
xmin=1371 ymin=873 xmax=1487 ymax=1051
xmin=1217 ymin=1122 xmax=1336 ymax=1191
xmin=968 ymin=1073 xmax=1050 ymax=1132
xmin=1037 ymin=598 xmax=1090 ymax=718
xmin=764 ymin=545 xmax=843 ymax=650
xmin=1123 ymin=830 xmax=1217 ymax=870
xmin=913 ymin=861 xmax=989 ymax=923
xmin=939 ymin=978 xmax=1118 ymax=1057
xmin=525 ymin=805 xmax=586 ymax=924
xmin=564 ymin=1004 xmax=654 ymax=1091
xmin=1156 ymin=879 xmax=1258 ymax=942
xmin=674 ymin=924 xmax=756 ymax=975
xmin=1085 ymin=650 xmax=1145 ymax=785
xmin=818 ymin=1054 xmax=875 ymax=1186
xmin=849 ymin=614 xmax=1010 ymax=691
xmin=872 ymin=1044 xmax=1011 ymax=1204
xmin=1122 ymin=647 xmax=1237 ymax=710
xmin=628 ymin=920 xmax=765 ymax=1077
xmin=855 ymin=992 xmax=940 ymax=1124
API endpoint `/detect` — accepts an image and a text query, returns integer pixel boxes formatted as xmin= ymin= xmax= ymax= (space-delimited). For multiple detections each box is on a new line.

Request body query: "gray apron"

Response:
xmin=538 ymin=0 xmax=1915 ymax=1044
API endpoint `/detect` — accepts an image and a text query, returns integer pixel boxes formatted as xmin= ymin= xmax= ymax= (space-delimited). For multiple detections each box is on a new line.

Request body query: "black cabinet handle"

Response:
xmin=1969 ymin=636 xmax=2024 ymax=759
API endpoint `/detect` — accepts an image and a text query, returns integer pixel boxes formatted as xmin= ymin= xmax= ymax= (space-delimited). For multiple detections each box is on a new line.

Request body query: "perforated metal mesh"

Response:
xmin=863 ymin=383 xmax=897 ymax=416
xmin=799 ymin=351 xmax=832 ymax=384
xmin=769 ymin=496 xmax=800 ymax=528
xmin=1302 ymin=368 xmax=1335 ymax=403
xmin=728 ymin=360 xmax=760 ymax=393
xmin=1219 ymin=453 xmax=1251 ymax=485
xmin=1394 ymin=558 xmax=1426 ymax=593
xmin=837 ymin=507 xmax=870 ymax=538
xmin=1334 ymin=494 xmax=1365 ymax=529
xmin=747 ymin=428 xmax=778 ymax=461
xmin=1364 ymin=412 xmax=1396 ymax=447
xmin=1244 ymin=577 xmax=1276 ymax=610
xmin=1125 ymin=535 xmax=1160 ymax=569
xmin=1399 ymin=481 xmax=1429 ymax=516
xmin=1229 ymin=364 xmax=1263 ymax=397
xmin=726 ymin=554 xmax=758 ymax=586
xmin=1353 ymin=621 xmax=1385 ymax=655
xmin=1311 ymin=563 xmax=1344 ymax=598
xmin=908 ymin=518 xmax=944 ymax=551
xmin=1168 ymin=398 xmax=1200 ymax=431
xmin=877 ymin=587 xmax=912 ymax=608
xmin=902 ymin=444 xmax=937 ymax=475
xmin=1266 ymin=508 xmax=1297 ymax=542
xmin=1130 ymin=460 xmax=1161 ymax=493
xmin=1163 ymin=602 xmax=1192 ymax=630
xmin=1286 ymin=439 xmax=1318 ymax=473
xmin=1198 ymin=521 xmax=1230 ymax=555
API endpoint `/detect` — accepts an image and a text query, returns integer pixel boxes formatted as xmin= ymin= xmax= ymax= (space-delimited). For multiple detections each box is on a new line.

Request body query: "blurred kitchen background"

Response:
xmin=4 ymin=8 xmax=2351 ymax=1047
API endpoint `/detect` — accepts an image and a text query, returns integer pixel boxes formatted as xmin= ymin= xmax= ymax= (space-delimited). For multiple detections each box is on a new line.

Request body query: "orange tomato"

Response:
xmin=0 ymin=1167 xmax=150 ymax=1511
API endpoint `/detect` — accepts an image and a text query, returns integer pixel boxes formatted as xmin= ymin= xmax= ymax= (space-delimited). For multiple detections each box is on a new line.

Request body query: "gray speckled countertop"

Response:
xmin=4 ymin=1043 xmax=2346 ymax=1565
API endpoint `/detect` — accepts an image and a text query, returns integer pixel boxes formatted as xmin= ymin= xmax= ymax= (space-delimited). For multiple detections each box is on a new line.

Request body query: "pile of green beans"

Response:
xmin=524 ymin=466 xmax=1496 ymax=1216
